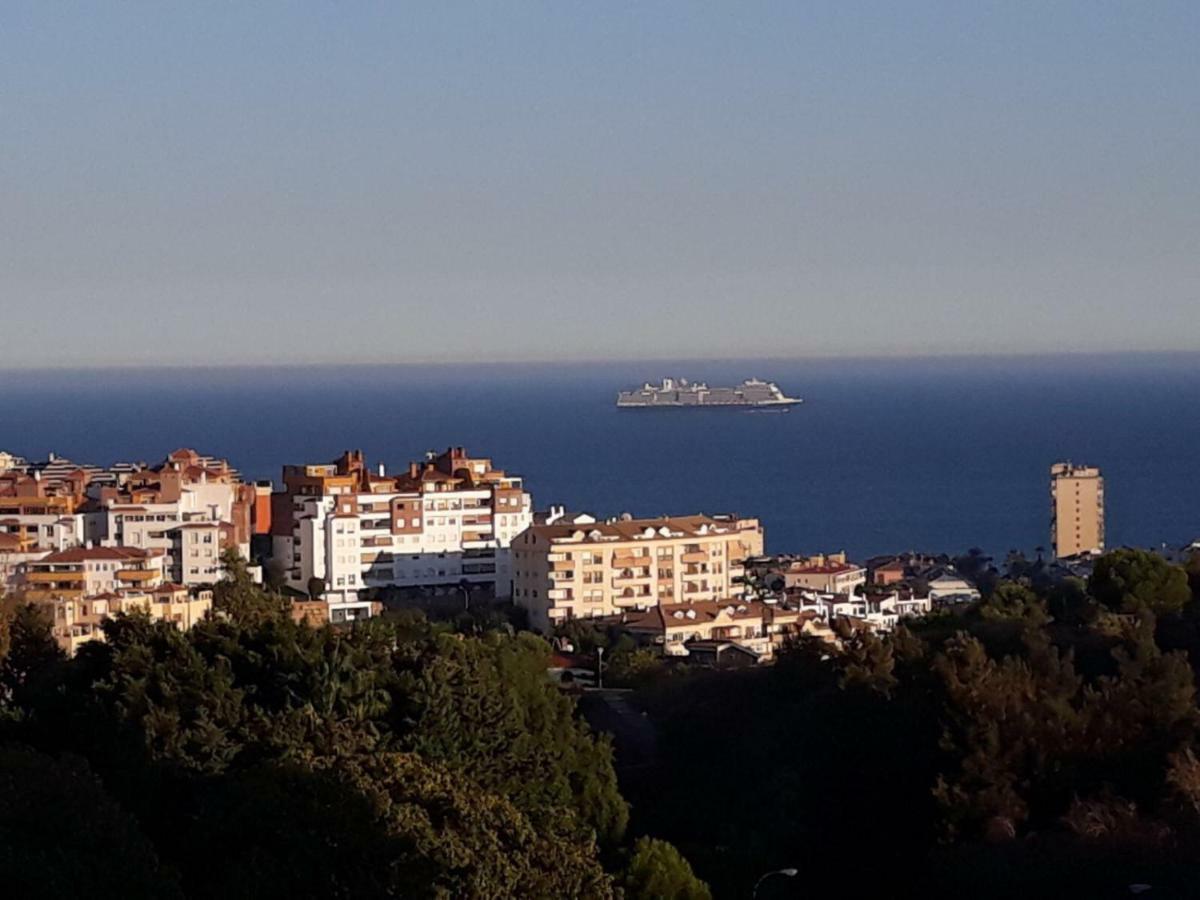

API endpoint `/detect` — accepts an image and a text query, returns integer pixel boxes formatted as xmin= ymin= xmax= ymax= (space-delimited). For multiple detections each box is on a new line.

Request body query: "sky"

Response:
xmin=2 ymin=2 xmax=1198 ymax=367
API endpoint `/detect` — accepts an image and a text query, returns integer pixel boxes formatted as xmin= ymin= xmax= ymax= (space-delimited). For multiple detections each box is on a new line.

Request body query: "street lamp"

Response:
xmin=596 ymin=646 xmax=604 ymax=690
xmin=752 ymin=868 xmax=798 ymax=898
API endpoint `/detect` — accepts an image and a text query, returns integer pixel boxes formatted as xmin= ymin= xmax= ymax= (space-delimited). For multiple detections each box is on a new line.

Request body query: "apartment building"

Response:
xmin=96 ymin=448 xmax=252 ymax=585
xmin=272 ymin=447 xmax=532 ymax=618
xmin=43 ymin=584 xmax=212 ymax=656
xmin=21 ymin=546 xmax=167 ymax=602
xmin=0 ymin=449 xmax=252 ymax=589
xmin=513 ymin=514 xmax=764 ymax=633
xmin=782 ymin=552 xmax=867 ymax=595
xmin=1050 ymin=462 xmax=1105 ymax=558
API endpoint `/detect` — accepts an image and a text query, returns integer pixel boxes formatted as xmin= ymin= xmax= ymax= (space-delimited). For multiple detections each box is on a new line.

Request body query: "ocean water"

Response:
xmin=1 ymin=354 xmax=1198 ymax=559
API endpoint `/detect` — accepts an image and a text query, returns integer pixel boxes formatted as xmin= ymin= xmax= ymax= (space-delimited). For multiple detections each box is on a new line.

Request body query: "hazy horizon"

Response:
xmin=4 ymin=3 xmax=1198 ymax=366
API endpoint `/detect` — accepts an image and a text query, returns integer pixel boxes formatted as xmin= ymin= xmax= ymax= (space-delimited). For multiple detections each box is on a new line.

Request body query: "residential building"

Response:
xmin=621 ymin=598 xmax=819 ymax=662
xmin=926 ymin=570 xmax=981 ymax=605
xmin=271 ymin=447 xmax=532 ymax=620
xmin=96 ymin=448 xmax=252 ymax=585
xmin=786 ymin=586 xmax=932 ymax=632
xmin=864 ymin=552 xmax=951 ymax=586
xmin=513 ymin=514 xmax=764 ymax=633
xmin=782 ymin=552 xmax=867 ymax=595
xmin=1051 ymin=462 xmax=1105 ymax=558
xmin=20 ymin=546 xmax=167 ymax=602
xmin=42 ymin=583 xmax=212 ymax=656
xmin=0 ymin=448 xmax=252 ymax=590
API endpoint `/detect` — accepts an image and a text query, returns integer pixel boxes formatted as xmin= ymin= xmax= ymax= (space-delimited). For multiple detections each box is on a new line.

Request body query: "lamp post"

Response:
xmin=752 ymin=868 xmax=798 ymax=898
xmin=596 ymin=646 xmax=604 ymax=690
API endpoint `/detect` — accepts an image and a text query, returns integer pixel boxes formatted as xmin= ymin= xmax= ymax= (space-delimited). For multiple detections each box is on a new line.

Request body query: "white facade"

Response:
xmin=787 ymin=588 xmax=932 ymax=632
xmin=282 ymin=487 xmax=532 ymax=604
xmin=927 ymin=574 xmax=981 ymax=605
xmin=102 ymin=488 xmax=247 ymax=586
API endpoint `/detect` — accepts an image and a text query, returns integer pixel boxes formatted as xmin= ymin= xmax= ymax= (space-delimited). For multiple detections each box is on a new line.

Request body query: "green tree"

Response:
xmin=0 ymin=745 xmax=182 ymax=899
xmin=398 ymin=631 xmax=629 ymax=845
xmin=980 ymin=582 xmax=1048 ymax=624
xmin=1185 ymin=549 xmax=1200 ymax=604
xmin=0 ymin=600 xmax=62 ymax=705
xmin=620 ymin=836 xmax=711 ymax=900
xmin=606 ymin=645 xmax=666 ymax=687
xmin=213 ymin=549 xmax=291 ymax=626
xmin=1089 ymin=549 xmax=1192 ymax=615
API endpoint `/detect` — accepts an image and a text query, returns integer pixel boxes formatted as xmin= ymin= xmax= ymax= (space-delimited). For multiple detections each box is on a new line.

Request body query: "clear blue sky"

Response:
xmin=2 ymin=2 xmax=1197 ymax=366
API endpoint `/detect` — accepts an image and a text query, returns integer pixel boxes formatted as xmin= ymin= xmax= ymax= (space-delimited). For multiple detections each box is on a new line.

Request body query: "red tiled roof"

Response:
xmin=37 ymin=546 xmax=161 ymax=563
xmin=788 ymin=562 xmax=859 ymax=574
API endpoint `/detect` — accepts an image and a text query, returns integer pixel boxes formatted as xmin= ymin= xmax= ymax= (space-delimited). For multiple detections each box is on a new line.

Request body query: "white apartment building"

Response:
xmin=274 ymin=448 xmax=533 ymax=616
xmin=102 ymin=503 xmax=241 ymax=587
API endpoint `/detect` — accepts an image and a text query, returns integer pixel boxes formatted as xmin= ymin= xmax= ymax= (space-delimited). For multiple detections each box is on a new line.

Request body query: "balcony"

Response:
xmin=547 ymin=588 xmax=573 ymax=602
xmin=26 ymin=588 xmax=84 ymax=601
xmin=23 ymin=570 xmax=84 ymax=584
xmin=680 ymin=551 xmax=708 ymax=564
xmin=116 ymin=569 xmax=158 ymax=582
xmin=613 ymin=554 xmax=651 ymax=568
xmin=612 ymin=569 xmax=650 ymax=585
xmin=551 ymin=559 xmax=575 ymax=572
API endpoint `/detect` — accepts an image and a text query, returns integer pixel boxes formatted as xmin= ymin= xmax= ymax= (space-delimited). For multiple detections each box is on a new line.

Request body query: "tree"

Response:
xmin=397 ymin=632 xmax=629 ymax=845
xmin=1185 ymin=549 xmax=1200 ymax=604
xmin=213 ymin=549 xmax=291 ymax=626
xmin=620 ymin=837 xmax=711 ymax=900
xmin=263 ymin=556 xmax=288 ymax=592
xmin=0 ymin=745 xmax=182 ymax=899
xmin=180 ymin=753 xmax=614 ymax=900
xmin=980 ymin=582 xmax=1047 ymax=624
xmin=1089 ymin=549 xmax=1192 ymax=615
xmin=307 ymin=576 xmax=326 ymax=600
xmin=605 ymin=646 xmax=666 ymax=687
xmin=0 ymin=600 xmax=62 ymax=705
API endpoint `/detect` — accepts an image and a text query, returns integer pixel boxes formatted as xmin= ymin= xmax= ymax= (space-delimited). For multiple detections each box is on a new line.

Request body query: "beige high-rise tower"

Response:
xmin=1050 ymin=462 xmax=1104 ymax=558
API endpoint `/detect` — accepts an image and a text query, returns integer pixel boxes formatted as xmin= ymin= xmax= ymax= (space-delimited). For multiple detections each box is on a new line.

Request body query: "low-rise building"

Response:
xmin=43 ymin=583 xmax=212 ymax=656
xmin=20 ymin=546 xmax=167 ymax=602
xmin=785 ymin=586 xmax=932 ymax=632
xmin=926 ymin=570 xmax=981 ymax=605
xmin=783 ymin=552 xmax=867 ymax=595
xmin=513 ymin=514 xmax=764 ymax=633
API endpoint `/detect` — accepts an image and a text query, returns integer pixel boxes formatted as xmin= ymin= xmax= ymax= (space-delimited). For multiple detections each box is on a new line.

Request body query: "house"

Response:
xmin=926 ymin=570 xmax=981 ymax=605
xmin=783 ymin=553 xmax=867 ymax=595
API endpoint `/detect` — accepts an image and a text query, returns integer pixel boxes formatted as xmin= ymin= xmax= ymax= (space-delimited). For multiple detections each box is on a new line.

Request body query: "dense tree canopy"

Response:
xmin=3 ymin=546 xmax=1197 ymax=897
xmin=0 ymin=581 xmax=652 ymax=898
xmin=625 ymin=552 xmax=1200 ymax=898
xmin=1089 ymin=548 xmax=1193 ymax=614
xmin=620 ymin=836 xmax=712 ymax=900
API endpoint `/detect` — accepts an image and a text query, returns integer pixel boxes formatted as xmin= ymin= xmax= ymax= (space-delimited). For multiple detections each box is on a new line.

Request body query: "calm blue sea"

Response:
xmin=1 ymin=354 xmax=1198 ymax=559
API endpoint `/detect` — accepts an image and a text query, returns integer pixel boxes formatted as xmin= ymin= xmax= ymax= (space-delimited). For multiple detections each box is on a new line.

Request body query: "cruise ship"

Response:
xmin=616 ymin=378 xmax=802 ymax=409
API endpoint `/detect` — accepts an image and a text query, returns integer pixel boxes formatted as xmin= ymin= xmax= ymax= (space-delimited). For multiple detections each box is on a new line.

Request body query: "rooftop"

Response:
xmin=529 ymin=514 xmax=754 ymax=544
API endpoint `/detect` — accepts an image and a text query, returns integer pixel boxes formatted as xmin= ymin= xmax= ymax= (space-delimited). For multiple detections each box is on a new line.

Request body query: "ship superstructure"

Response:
xmin=616 ymin=378 xmax=802 ymax=409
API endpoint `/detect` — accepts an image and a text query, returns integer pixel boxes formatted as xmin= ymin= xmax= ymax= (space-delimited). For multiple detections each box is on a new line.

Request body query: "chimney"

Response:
xmin=409 ymin=462 xmax=419 ymax=478
xmin=378 ymin=463 xmax=386 ymax=477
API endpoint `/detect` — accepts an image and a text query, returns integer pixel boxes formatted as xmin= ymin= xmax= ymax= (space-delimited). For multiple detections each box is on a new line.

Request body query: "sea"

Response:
xmin=2 ymin=354 xmax=1198 ymax=561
